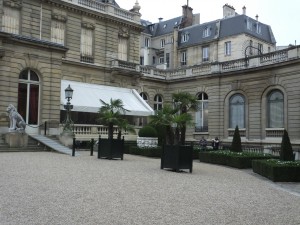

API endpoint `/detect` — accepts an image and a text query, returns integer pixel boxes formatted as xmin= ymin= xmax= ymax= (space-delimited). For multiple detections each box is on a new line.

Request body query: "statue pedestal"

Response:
xmin=59 ymin=132 xmax=75 ymax=148
xmin=5 ymin=132 xmax=28 ymax=147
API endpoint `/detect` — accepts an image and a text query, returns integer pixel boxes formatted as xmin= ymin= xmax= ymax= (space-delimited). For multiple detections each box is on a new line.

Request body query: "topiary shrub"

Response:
xmin=231 ymin=125 xmax=242 ymax=152
xmin=280 ymin=129 xmax=294 ymax=161
xmin=138 ymin=125 xmax=158 ymax=137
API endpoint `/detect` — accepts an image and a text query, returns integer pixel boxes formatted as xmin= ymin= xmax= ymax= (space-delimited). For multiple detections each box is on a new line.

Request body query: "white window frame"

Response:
xmin=154 ymin=95 xmax=163 ymax=111
xmin=160 ymin=39 xmax=165 ymax=48
xmin=195 ymin=93 xmax=208 ymax=132
xmin=145 ymin=37 xmax=150 ymax=47
xmin=81 ymin=27 xmax=93 ymax=57
xmin=229 ymin=94 xmax=245 ymax=129
xmin=202 ymin=46 xmax=209 ymax=62
xmin=181 ymin=33 xmax=189 ymax=43
xmin=203 ymin=27 xmax=211 ymax=38
xmin=225 ymin=41 xmax=231 ymax=56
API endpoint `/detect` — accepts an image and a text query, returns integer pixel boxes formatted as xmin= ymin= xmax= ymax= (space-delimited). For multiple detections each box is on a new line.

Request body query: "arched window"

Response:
xmin=18 ymin=69 xmax=40 ymax=125
xmin=195 ymin=92 xmax=208 ymax=132
xmin=140 ymin=92 xmax=148 ymax=101
xmin=154 ymin=94 xmax=163 ymax=110
xmin=267 ymin=90 xmax=284 ymax=128
xmin=229 ymin=94 xmax=245 ymax=128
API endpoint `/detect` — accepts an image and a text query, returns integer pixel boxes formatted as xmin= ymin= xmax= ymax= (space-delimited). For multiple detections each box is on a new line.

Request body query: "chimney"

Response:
xmin=256 ymin=14 xmax=259 ymax=21
xmin=242 ymin=6 xmax=246 ymax=15
xmin=180 ymin=5 xmax=193 ymax=28
xmin=158 ymin=17 xmax=163 ymax=23
xmin=223 ymin=4 xmax=235 ymax=18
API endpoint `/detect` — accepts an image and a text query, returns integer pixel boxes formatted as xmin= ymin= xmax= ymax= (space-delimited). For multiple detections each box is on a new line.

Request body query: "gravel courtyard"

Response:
xmin=1 ymin=151 xmax=299 ymax=225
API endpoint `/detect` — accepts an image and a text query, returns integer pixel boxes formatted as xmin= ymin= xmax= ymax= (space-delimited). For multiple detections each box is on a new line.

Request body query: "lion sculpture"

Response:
xmin=7 ymin=104 xmax=26 ymax=132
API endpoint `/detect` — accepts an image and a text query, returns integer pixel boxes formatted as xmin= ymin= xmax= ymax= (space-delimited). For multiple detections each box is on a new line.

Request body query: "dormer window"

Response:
xmin=163 ymin=24 xmax=167 ymax=29
xmin=247 ymin=18 xmax=252 ymax=30
xmin=256 ymin=23 xmax=261 ymax=34
xmin=175 ymin=21 xmax=178 ymax=25
xmin=203 ymin=26 xmax=211 ymax=38
xmin=181 ymin=33 xmax=189 ymax=43
xmin=145 ymin=37 xmax=150 ymax=47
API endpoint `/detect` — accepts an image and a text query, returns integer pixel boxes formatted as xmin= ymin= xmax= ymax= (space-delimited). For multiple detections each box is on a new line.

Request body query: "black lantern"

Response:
xmin=63 ymin=84 xmax=74 ymax=133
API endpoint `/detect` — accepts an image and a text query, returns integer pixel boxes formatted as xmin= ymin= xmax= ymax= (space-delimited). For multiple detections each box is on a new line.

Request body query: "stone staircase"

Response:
xmin=0 ymin=133 xmax=45 ymax=152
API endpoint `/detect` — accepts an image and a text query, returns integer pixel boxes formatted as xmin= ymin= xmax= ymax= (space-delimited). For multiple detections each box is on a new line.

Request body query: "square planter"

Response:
xmin=98 ymin=138 xmax=124 ymax=160
xmin=161 ymin=145 xmax=193 ymax=173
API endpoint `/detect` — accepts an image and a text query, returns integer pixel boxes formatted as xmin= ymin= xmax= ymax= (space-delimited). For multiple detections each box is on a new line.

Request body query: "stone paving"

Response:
xmin=0 ymin=151 xmax=299 ymax=225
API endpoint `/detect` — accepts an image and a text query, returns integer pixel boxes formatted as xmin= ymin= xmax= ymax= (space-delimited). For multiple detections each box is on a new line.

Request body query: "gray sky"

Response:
xmin=118 ymin=0 xmax=300 ymax=46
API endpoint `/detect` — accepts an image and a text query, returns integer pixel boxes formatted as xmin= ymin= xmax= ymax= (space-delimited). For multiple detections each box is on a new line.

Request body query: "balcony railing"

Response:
xmin=128 ymin=47 xmax=299 ymax=80
xmin=265 ymin=128 xmax=284 ymax=138
xmin=195 ymin=126 xmax=208 ymax=132
xmin=63 ymin=0 xmax=139 ymax=23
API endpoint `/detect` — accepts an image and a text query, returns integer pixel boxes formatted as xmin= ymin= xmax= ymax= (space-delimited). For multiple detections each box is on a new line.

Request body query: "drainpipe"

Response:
xmin=40 ymin=1 xmax=43 ymax=39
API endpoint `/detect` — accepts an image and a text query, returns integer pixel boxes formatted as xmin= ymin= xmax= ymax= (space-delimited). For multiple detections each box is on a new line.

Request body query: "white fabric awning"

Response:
xmin=60 ymin=80 xmax=154 ymax=116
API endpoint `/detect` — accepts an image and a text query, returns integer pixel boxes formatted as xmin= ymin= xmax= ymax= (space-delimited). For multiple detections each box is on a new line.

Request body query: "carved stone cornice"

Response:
xmin=3 ymin=0 xmax=22 ymax=9
xmin=52 ymin=14 xmax=67 ymax=22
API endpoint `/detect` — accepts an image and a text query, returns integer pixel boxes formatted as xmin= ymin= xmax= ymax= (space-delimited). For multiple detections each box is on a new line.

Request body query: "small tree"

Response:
xmin=231 ymin=125 xmax=242 ymax=152
xmin=97 ymin=98 xmax=129 ymax=139
xmin=280 ymin=129 xmax=294 ymax=161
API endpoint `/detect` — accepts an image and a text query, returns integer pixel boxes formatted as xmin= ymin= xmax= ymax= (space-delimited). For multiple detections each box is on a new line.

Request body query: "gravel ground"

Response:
xmin=0 ymin=151 xmax=300 ymax=225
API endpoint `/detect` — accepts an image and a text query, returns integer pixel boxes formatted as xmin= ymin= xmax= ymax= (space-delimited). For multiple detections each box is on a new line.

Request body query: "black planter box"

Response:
xmin=252 ymin=160 xmax=300 ymax=182
xmin=161 ymin=145 xmax=193 ymax=173
xmin=98 ymin=138 xmax=124 ymax=160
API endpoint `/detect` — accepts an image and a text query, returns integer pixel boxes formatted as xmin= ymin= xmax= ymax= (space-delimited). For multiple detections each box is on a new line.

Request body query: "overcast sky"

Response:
xmin=118 ymin=0 xmax=300 ymax=46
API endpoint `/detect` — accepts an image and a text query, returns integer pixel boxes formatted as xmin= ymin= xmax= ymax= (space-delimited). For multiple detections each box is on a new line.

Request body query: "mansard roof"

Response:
xmin=142 ymin=13 xmax=276 ymax=46
xmin=219 ymin=14 xmax=276 ymax=44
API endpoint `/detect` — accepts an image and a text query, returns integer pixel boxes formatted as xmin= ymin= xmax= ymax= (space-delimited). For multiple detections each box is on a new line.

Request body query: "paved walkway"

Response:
xmin=0 ymin=151 xmax=299 ymax=225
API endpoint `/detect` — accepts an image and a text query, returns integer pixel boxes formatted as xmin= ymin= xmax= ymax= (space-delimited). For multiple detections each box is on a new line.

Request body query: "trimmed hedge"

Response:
xmin=199 ymin=151 xmax=277 ymax=169
xmin=252 ymin=159 xmax=300 ymax=182
xmin=129 ymin=146 xmax=162 ymax=158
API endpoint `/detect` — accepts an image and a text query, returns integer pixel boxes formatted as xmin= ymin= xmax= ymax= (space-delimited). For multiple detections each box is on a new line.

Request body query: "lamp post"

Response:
xmin=63 ymin=84 xmax=74 ymax=133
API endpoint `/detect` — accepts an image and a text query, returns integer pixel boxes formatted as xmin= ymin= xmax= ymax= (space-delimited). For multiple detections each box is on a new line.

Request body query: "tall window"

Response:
xmin=202 ymin=46 xmax=209 ymax=62
xmin=154 ymin=95 xmax=163 ymax=110
xmin=267 ymin=90 xmax=284 ymax=128
xmin=166 ymin=53 xmax=170 ymax=68
xmin=181 ymin=51 xmax=187 ymax=66
xmin=118 ymin=37 xmax=128 ymax=61
xmin=247 ymin=19 xmax=252 ymax=31
xmin=249 ymin=40 xmax=253 ymax=55
xmin=2 ymin=6 xmax=20 ymax=34
xmin=225 ymin=41 xmax=231 ymax=56
xmin=195 ymin=93 xmax=208 ymax=132
xmin=256 ymin=23 xmax=261 ymax=34
xmin=159 ymin=57 xmax=164 ymax=64
xmin=18 ymin=70 xmax=40 ymax=125
xmin=51 ymin=20 xmax=65 ymax=45
xmin=258 ymin=43 xmax=263 ymax=54
xmin=81 ymin=27 xmax=94 ymax=63
xmin=145 ymin=37 xmax=150 ymax=47
xmin=160 ymin=39 xmax=165 ymax=48
xmin=229 ymin=94 xmax=245 ymax=128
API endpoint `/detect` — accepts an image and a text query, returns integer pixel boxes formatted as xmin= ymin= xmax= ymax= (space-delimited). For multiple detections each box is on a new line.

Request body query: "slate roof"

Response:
xmin=142 ymin=13 xmax=276 ymax=47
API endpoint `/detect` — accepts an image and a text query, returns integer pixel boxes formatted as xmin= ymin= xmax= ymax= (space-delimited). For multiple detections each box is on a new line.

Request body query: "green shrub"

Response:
xmin=199 ymin=151 xmax=277 ymax=169
xmin=129 ymin=146 xmax=162 ymax=157
xmin=280 ymin=129 xmax=294 ymax=161
xmin=231 ymin=126 xmax=242 ymax=152
xmin=138 ymin=126 xmax=158 ymax=137
xmin=252 ymin=159 xmax=300 ymax=182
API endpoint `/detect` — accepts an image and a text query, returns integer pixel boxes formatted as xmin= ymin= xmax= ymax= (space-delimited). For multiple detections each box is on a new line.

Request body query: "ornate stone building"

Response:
xmin=1 ymin=0 xmax=300 ymax=148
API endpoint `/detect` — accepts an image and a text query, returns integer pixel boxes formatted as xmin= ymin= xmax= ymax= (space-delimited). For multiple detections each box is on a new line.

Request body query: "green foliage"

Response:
xmin=231 ymin=126 xmax=242 ymax=152
xmin=252 ymin=159 xmax=300 ymax=182
xmin=280 ymin=129 xmax=294 ymax=161
xmin=97 ymin=98 xmax=130 ymax=139
xmin=199 ymin=151 xmax=276 ymax=169
xmin=138 ymin=126 xmax=158 ymax=137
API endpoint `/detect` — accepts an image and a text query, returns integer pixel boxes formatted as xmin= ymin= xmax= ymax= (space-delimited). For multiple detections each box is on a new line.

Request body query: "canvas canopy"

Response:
xmin=60 ymin=80 xmax=154 ymax=116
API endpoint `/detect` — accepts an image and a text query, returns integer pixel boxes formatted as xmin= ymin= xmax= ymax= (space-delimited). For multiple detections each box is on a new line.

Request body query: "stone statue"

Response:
xmin=6 ymin=104 xmax=26 ymax=132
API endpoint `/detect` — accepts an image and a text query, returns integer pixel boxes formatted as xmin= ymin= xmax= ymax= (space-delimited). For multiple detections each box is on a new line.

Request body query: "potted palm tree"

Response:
xmin=97 ymin=98 xmax=131 ymax=160
xmin=150 ymin=92 xmax=198 ymax=173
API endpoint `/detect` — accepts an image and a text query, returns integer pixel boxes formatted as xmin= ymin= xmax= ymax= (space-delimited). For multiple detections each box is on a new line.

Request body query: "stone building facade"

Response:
xmin=1 ymin=0 xmax=300 ymax=148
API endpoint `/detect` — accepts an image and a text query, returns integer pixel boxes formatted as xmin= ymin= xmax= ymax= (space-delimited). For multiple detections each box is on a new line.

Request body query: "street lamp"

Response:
xmin=63 ymin=84 xmax=74 ymax=133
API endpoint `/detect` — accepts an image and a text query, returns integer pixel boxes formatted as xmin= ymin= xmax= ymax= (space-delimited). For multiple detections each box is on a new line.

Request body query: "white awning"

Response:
xmin=60 ymin=80 xmax=154 ymax=116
